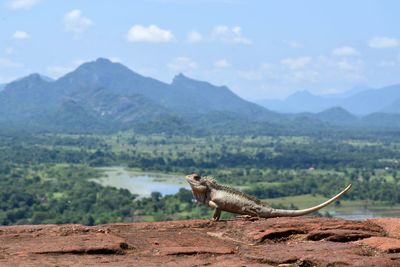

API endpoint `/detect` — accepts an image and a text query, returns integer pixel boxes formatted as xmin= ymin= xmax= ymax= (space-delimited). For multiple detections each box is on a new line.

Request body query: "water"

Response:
xmin=329 ymin=211 xmax=378 ymax=220
xmin=93 ymin=167 xmax=399 ymax=219
xmin=332 ymin=207 xmax=400 ymax=220
xmin=93 ymin=166 xmax=190 ymax=197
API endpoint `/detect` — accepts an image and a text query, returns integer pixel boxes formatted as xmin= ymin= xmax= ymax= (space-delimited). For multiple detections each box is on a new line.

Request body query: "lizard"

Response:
xmin=185 ymin=173 xmax=352 ymax=221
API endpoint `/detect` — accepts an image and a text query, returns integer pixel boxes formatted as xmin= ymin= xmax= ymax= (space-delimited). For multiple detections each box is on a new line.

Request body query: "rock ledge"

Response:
xmin=1 ymin=217 xmax=400 ymax=266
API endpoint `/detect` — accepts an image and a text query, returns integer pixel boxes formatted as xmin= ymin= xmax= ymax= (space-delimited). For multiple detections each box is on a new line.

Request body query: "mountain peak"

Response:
xmin=285 ymin=90 xmax=320 ymax=104
xmin=316 ymin=106 xmax=358 ymax=124
xmin=1 ymin=72 xmax=51 ymax=97
xmin=8 ymin=73 xmax=47 ymax=85
xmin=64 ymin=57 xmax=136 ymax=80
xmin=72 ymin=58 xmax=121 ymax=72
xmin=172 ymin=73 xmax=190 ymax=84
xmin=319 ymin=106 xmax=354 ymax=115
xmin=28 ymin=73 xmax=41 ymax=78
xmin=24 ymin=73 xmax=43 ymax=81
xmin=79 ymin=58 xmax=115 ymax=70
xmin=95 ymin=57 xmax=113 ymax=64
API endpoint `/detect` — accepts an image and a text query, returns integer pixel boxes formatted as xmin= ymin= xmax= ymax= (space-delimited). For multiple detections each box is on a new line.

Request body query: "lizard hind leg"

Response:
xmin=208 ymin=200 xmax=222 ymax=221
xmin=241 ymin=206 xmax=261 ymax=219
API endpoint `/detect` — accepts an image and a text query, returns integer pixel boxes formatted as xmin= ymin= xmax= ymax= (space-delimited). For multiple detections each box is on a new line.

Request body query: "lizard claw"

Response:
xmin=236 ymin=215 xmax=251 ymax=219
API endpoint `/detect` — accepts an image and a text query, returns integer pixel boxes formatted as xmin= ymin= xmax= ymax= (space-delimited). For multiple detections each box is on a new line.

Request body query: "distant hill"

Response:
xmin=314 ymin=107 xmax=359 ymax=126
xmin=169 ymin=74 xmax=277 ymax=119
xmin=2 ymin=58 xmax=400 ymax=134
xmin=257 ymin=84 xmax=400 ymax=115
xmin=288 ymin=107 xmax=360 ymax=130
xmin=381 ymin=98 xmax=400 ymax=114
xmin=323 ymin=85 xmax=371 ymax=98
xmin=360 ymin=113 xmax=400 ymax=129
xmin=293 ymin=106 xmax=400 ymax=130
xmin=0 ymin=58 xmax=288 ymax=134
xmin=340 ymin=84 xmax=400 ymax=115
xmin=258 ymin=91 xmax=335 ymax=113
xmin=0 ymin=74 xmax=54 ymax=122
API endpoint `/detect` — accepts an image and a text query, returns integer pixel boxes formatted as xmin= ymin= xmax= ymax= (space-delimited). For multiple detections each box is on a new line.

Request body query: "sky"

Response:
xmin=1 ymin=0 xmax=400 ymax=100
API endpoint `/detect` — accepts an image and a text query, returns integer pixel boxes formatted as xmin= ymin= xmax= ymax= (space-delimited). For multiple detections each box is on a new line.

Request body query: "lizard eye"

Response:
xmin=193 ymin=174 xmax=201 ymax=180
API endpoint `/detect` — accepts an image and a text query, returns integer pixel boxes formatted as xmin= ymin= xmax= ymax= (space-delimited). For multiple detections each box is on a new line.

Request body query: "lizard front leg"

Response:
xmin=208 ymin=200 xmax=222 ymax=221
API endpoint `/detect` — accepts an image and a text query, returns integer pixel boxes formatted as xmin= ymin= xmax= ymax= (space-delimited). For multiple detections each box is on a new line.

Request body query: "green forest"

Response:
xmin=1 ymin=128 xmax=400 ymax=225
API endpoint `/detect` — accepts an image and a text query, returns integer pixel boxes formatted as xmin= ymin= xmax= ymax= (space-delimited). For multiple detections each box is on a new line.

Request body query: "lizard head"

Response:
xmin=185 ymin=173 xmax=208 ymax=190
xmin=185 ymin=173 xmax=209 ymax=202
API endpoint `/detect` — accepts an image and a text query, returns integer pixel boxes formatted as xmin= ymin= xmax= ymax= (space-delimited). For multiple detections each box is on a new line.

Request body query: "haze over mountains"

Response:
xmin=1 ymin=58 xmax=400 ymax=135
xmin=257 ymin=84 xmax=400 ymax=115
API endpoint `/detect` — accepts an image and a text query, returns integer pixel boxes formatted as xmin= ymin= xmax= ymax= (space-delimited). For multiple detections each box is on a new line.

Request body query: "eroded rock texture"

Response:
xmin=1 ymin=217 xmax=400 ymax=266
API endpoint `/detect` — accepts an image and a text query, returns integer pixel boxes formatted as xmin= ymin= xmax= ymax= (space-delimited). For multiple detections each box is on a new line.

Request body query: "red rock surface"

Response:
xmin=1 ymin=217 xmax=400 ymax=266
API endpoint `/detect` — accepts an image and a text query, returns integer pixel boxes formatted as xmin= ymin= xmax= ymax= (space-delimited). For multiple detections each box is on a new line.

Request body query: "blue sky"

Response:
xmin=1 ymin=0 xmax=400 ymax=100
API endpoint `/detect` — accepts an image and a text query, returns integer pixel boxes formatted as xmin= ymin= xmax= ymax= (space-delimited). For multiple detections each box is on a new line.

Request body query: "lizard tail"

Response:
xmin=267 ymin=184 xmax=352 ymax=217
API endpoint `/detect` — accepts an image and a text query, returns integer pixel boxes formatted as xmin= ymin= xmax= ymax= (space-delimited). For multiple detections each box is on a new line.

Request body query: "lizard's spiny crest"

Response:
xmin=204 ymin=176 xmax=263 ymax=205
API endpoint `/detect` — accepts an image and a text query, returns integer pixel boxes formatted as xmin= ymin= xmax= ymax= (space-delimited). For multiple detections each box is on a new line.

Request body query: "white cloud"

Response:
xmin=211 ymin=25 xmax=251 ymax=45
xmin=12 ymin=31 xmax=30 ymax=40
xmin=0 ymin=58 xmax=23 ymax=68
xmin=214 ymin=59 xmax=230 ymax=68
xmin=64 ymin=9 xmax=93 ymax=34
xmin=332 ymin=46 xmax=359 ymax=56
xmin=281 ymin=57 xmax=312 ymax=70
xmin=368 ymin=36 xmax=400 ymax=48
xmin=167 ymin=57 xmax=197 ymax=72
xmin=126 ymin=25 xmax=174 ymax=43
xmin=186 ymin=31 xmax=203 ymax=43
xmin=7 ymin=0 xmax=40 ymax=10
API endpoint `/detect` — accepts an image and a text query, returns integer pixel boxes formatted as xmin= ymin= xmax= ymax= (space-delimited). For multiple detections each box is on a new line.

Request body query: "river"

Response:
xmin=93 ymin=166 xmax=189 ymax=197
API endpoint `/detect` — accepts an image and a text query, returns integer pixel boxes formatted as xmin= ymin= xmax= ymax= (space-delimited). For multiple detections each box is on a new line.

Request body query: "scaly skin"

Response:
xmin=185 ymin=174 xmax=352 ymax=221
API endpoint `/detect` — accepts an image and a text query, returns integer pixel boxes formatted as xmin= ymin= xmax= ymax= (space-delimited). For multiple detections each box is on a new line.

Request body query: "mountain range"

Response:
xmin=1 ymin=58 xmax=400 ymax=135
xmin=257 ymin=84 xmax=400 ymax=115
xmin=0 ymin=58 xmax=288 ymax=134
